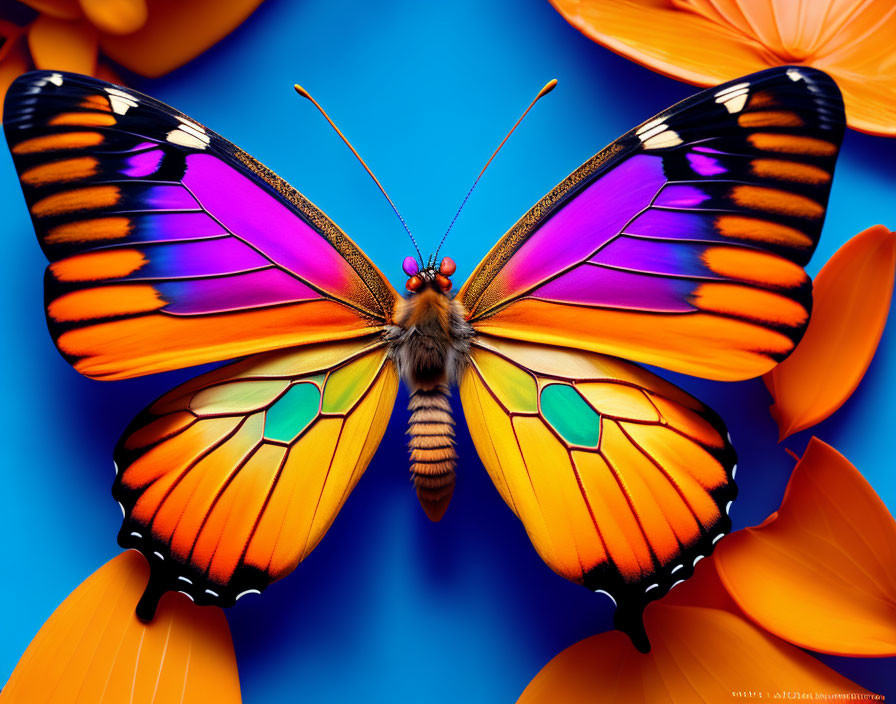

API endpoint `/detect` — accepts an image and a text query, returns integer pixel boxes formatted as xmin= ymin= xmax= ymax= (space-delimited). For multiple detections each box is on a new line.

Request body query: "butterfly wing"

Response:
xmin=459 ymin=334 xmax=736 ymax=649
xmin=112 ymin=337 xmax=398 ymax=616
xmin=4 ymin=71 xmax=396 ymax=380
xmin=457 ymin=66 xmax=845 ymax=381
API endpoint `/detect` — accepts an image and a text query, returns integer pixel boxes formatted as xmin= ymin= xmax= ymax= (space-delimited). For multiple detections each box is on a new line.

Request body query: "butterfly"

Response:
xmin=3 ymin=65 xmax=844 ymax=651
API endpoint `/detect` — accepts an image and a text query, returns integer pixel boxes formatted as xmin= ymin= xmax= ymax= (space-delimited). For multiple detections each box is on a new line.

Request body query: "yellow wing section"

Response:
xmin=459 ymin=335 xmax=736 ymax=647
xmin=112 ymin=336 xmax=398 ymax=616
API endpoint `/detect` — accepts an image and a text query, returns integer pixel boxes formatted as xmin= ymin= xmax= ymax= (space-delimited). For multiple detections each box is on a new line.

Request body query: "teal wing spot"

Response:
xmin=264 ymin=382 xmax=321 ymax=443
xmin=540 ymin=383 xmax=601 ymax=448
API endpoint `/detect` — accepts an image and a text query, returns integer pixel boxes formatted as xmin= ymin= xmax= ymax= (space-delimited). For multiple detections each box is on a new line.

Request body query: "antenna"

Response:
xmin=294 ymin=83 xmax=423 ymax=263
xmin=434 ymin=78 xmax=557 ymax=260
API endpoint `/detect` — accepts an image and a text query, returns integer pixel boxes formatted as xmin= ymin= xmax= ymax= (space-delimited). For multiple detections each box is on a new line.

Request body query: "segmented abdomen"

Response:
xmin=408 ymin=385 xmax=456 ymax=522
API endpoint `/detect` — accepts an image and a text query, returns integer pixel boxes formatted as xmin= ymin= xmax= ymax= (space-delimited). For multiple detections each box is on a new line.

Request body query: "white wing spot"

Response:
xmin=104 ymin=88 xmax=138 ymax=115
xmin=671 ymin=564 xmax=683 ymax=574
xmin=716 ymin=89 xmax=749 ymax=114
xmin=166 ymin=129 xmax=208 ymax=150
xmin=642 ymin=129 xmax=683 ymax=150
xmin=712 ymin=533 xmax=726 ymax=545
xmin=636 ymin=117 xmax=666 ymax=136
xmin=235 ymin=589 xmax=261 ymax=601
xmin=714 ymin=82 xmax=749 ymax=98
xmin=594 ymin=589 xmax=617 ymax=607
xmin=48 ymin=73 xmax=64 ymax=87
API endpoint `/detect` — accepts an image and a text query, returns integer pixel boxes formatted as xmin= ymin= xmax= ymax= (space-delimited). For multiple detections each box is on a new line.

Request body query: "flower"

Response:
xmin=518 ymin=438 xmax=896 ymax=702
xmin=764 ymin=225 xmax=896 ymax=440
xmin=1 ymin=550 xmax=242 ymax=703
xmin=549 ymin=0 xmax=896 ymax=136
xmin=0 ymin=0 xmax=264 ymax=110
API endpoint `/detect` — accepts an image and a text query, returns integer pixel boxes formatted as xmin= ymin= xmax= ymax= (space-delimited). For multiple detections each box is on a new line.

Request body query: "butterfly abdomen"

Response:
xmin=408 ymin=385 xmax=456 ymax=521
xmin=387 ymin=282 xmax=473 ymax=521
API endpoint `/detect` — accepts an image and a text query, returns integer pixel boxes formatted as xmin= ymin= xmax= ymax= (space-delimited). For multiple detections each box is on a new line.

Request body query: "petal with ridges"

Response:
xmin=548 ymin=0 xmax=770 ymax=88
xmin=715 ymin=438 xmax=896 ymax=657
xmin=549 ymin=0 xmax=896 ymax=136
xmin=764 ymin=225 xmax=895 ymax=440
xmin=517 ymin=557 xmax=872 ymax=703
xmin=0 ymin=550 xmax=241 ymax=704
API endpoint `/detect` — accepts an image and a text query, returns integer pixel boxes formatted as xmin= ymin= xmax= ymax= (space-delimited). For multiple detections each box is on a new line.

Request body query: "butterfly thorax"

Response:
xmin=387 ymin=274 xmax=474 ymax=522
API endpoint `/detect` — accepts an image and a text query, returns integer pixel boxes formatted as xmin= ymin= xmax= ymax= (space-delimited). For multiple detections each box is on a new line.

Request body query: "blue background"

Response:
xmin=1 ymin=0 xmax=894 ymax=700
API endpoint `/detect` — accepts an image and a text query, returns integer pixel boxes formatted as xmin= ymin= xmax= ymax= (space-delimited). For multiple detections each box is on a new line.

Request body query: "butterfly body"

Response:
xmin=388 ymin=264 xmax=474 ymax=520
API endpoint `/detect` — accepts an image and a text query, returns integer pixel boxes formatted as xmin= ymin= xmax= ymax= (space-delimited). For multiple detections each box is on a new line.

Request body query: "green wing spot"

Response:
xmin=540 ymin=383 xmax=601 ymax=448
xmin=264 ymin=382 xmax=321 ymax=443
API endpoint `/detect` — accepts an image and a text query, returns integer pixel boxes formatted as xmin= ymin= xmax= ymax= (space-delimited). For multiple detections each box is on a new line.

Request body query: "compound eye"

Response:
xmin=435 ymin=274 xmax=451 ymax=292
xmin=402 ymin=256 xmax=419 ymax=277
xmin=406 ymin=275 xmax=423 ymax=292
xmin=439 ymin=257 xmax=456 ymax=276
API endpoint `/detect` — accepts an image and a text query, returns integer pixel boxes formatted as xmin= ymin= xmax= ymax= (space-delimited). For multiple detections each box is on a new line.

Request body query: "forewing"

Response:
xmin=112 ymin=336 xmax=398 ymax=613
xmin=458 ymin=66 xmax=845 ymax=381
xmin=4 ymin=71 xmax=396 ymax=380
xmin=459 ymin=335 xmax=736 ymax=643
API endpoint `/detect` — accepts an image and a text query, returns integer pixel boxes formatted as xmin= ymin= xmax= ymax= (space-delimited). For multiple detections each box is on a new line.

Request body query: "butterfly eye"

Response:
xmin=435 ymin=274 xmax=451 ymax=292
xmin=439 ymin=257 xmax=456 ymax=276
xmin=406 ymin=275 xmax=423 ymax=292
xmin=402 ymin=256 xmax=419 ymax=277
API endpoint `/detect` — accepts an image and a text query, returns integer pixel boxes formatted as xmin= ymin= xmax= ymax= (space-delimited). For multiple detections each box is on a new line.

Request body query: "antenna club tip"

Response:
xmin=294 ymin=84 xmax=311 ymax=99
xmin=538 ymin=79 xmax=558 ymax=98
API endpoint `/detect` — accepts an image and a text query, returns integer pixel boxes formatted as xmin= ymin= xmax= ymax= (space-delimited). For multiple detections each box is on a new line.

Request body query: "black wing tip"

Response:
xmin=115 ymin=516 xmax=274 ymax=613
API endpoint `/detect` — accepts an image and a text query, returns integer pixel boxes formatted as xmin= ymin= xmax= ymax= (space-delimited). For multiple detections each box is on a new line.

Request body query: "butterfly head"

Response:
xmin=403 ymin=255 xmax=456 ymax=294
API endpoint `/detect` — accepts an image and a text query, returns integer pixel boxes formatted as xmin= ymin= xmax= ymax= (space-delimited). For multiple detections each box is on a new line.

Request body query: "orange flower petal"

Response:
xmin=548 ymin=0 xmax=771 ymax=88
xmin=549 ymin=0 xmax=896 ymax=136
xmin=518 ymin=558 xmax=872 ymax=703
xmin=93 ymin=60 xmax=124 ymax=85
xmin=812 ymin=3 xmax=896 ymax=136
xmin=716 ymin=438 xmax=896 ymax=657
xmin=79 ymin=0 xmax=148 ymax=36
xmin=0 ymin=33 xmax=31 ymax=115
xmin=764 ymin=225 xmax=896 ymax=440
xmin=1 ymin=550 xmax=242 ymax=703
xmin=98 ymin=0 xmax=263 ymax=78
xmin=17 ymin=0 xmax=83 ymax=20
xmin=27 ymin=15 xmax=98 ymax=75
